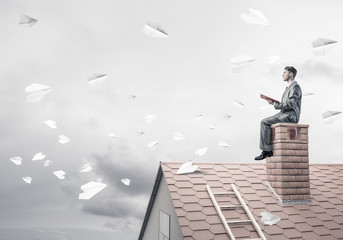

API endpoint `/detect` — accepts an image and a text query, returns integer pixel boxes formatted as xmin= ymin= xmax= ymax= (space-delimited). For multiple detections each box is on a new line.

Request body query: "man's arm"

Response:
xmin=274 ymin=85 xmax=302 ymax=110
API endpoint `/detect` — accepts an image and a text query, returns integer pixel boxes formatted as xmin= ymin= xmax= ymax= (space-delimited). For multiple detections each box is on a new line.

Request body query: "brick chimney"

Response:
xmin=266 ymin=123 xmax=310 ymax=204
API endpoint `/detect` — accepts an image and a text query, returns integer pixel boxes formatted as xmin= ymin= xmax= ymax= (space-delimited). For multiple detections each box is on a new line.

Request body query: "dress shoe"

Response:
xmin=254 ymin=151 xmax=273 ymax=161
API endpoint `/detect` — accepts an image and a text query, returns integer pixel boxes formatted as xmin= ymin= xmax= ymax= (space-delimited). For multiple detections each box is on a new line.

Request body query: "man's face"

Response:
xmin=282 ymin=70 xmax=292 ymax=82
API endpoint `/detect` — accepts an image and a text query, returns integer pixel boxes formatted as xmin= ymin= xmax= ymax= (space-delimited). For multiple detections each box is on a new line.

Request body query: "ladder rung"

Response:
xmin=213 ymin=192 xmax=235 ymax=195
xmin=220 ymin=205 xmax=243 ymax=209
xmin=227 ymin=219 xmax=252 ymax=224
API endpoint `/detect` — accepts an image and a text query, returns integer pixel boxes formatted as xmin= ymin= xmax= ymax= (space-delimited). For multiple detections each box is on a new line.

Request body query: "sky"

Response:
xmin=0 ymin=0 xmax=343 ymax=239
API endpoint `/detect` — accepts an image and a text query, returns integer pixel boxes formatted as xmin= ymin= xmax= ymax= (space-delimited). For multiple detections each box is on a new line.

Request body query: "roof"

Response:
xmin=160 ymin=162 xmax=343 ymax=240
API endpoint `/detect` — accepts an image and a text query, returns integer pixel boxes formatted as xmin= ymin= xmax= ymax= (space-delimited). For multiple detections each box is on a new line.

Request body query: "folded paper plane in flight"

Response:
xmin=79 ymin=181 xmax=107 ymax=200
xmin=108 ymin=132 xmax=118 ymax=139
xmin=23 ymin=177 xmax=32 ymax=184
xmin=25 ymin=83 xmax=51 ymax=103
xmin=231 ymin=55 xmax=257 ymax=73
xmin=240 ymin=8 xmax=269 ymax=25
xmin=53 ymin=170 xmax=66 ymax=180
xmin=80 ymin=163 xmax=92 ymax=173
xmin=19 ymin=15 xmax=38 ymax=27
xmin=177 ymin=162 xmax=198 ymax=175
xmin=148 ymin=141 xmax=159 ymax=150
xmin=58 ymin=135 xmax=71 ymax=144
xmin=142 ymin=21 xmax=168 ymax=38
xmin=44 ymin=160 xmax=53 ymax=167
xmin=145 ymin=115 xmax=156 ymax=124
xmin=32 ymin=152 xmax=46 ymax=161
xmin=44 ymin=120 xmax=57 ymax=129
xmin=173 ymin=132 xmax=185 ymax=141
xmin=88 ymin=74 xmax=107 ymax=86
xmin=218 ymin=141 xmax=230 ymax=149
xmin=10 ymin=156 xmax=22 ymax=165
xmin=233 ymin=100 xmax=245 ymax=108
xmin=312 ymin=38 xmax=338 ymax=56
xmin=194 ymin=147 xmax=208 ymax=157
xmin=121 ymin=178 xmax=131 ymax=186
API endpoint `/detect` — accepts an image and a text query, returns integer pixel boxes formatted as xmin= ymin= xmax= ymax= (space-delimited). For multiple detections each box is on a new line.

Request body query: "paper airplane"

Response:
xmin=87 ymin=73 xmax=107 ymax=86
xmin=322 ymin=111 xmax=342 ymax=119
xmin=218 ymin=141 xmax=230 ymax=149
xmin=23 ymin=177 xmax=32 ymax=184
xmin=108 ymin=132 xmax=118 ymax=139
xmin=233 ymin=100 xmax=245 ymax=108
xmin=53 ymin=170 xmax=66 ymax=180
xmin=128 ymin=94 xmax=137 ymax=99
xmin=260 ymin=211 xmax=280 ymax=225
xmin=194 ymin=114 xmax=204 ymax=120
xmin=58 ymin=135 xmax=71 ymax=144
xmin=268 ymin=56 xmax=280 ymax=64
xmin=312 ymin=38 xmax=338 ymax=56
xmin=206 ymin=125 xmax=215 ymax=130
xmin=121 ymin=178 xmax=131 ymax=186
xmin=44 ymin=120 xmax=57 ymax=129
xmin=303 ymin=92 xmax=314 ymax=98
xmin=136 ymin=131 xmax=145 ymax=136
xmin=223 ymin=114 xmax=232 ymax=119
xmin=79 ymin=181 xmax=107 ymax=200
xmin=231 ymin=55 xmax=257 ymax=73
xmin=145 ymin=115 xmax=156 ymax=124
xmin=10 ymin=156 xmax=22 ymax=165
xmin=240 ymin=8 xmax=269 ymax=25
xmin=173 ymin=132 xmax=185 ymax=141
xmin=19 ymin=15 xmax=38 ymax=27
xmin=32 ymin=152 xmax=46 ymax=161
xmin=142 ymin=21 xmax=168 ymax=38
xmin=148 ymin=141 xmax=159 ymax=150
xmin=194 ymin=147 xmax=208 ymax=157
xmin=43 ymin=160 xmax=53 ymax=167
xmin=80 ymin=163 xmax=92 ymax=173
xmin=177 ymin=162 xmax=198 ymax=175
xmin=25 ymin=83 xmax=51 ymax=103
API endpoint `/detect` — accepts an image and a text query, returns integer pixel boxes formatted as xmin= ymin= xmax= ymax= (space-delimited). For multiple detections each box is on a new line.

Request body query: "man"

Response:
xmin=255 ymin=66 xmax=302 ymax=160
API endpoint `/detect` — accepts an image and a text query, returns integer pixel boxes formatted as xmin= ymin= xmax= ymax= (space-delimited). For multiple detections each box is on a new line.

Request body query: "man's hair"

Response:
xmin=285 ymin=66 xmax=297 ymax=78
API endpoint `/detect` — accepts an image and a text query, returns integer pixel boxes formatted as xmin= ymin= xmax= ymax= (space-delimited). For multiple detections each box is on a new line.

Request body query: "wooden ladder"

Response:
xmin=206 ymin=184 xmax=267 ymax=240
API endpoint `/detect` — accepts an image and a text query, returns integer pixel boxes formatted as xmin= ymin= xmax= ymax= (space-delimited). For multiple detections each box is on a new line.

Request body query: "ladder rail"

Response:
xmin=206 ymin=185 xmax=236 ymax=240
xmin=231 ymin=184 xmax=267 ymax=240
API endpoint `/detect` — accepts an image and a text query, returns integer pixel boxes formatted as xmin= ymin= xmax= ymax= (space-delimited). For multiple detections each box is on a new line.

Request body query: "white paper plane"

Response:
xmin=136 ymin=131 xmax=145 ymax=136
xmin=121 ymin=178 xmax=131 ymax=186
xmin=218 ymin=141 xmax=230 ymax=149
xmin=194 ymin=114 xmax=204 ymax=120
xmin=142 ymin=21 xmax=168 ymax=38
xmin=194 ymin=147 xmax=208 ymax=157
xmin=268 ymin=56 xmax=280 ymax=64
xmin=322 ymin=111 xmax=342 ymax=119
xmin=128 ymin=94 xmax=137 ymax=99
xmin=206 ymin=125 xmax=215 ymax=130
xmin=260 ymin=211 xmax=280 ymax=225
xmin=44 ymin=120 xmax=57 ymax=129
xmin=25 ymin=83 xmax=51 ymax=103
xmin=108 ymin=132 xmax=118 ymax=139
xmin=10 ymin=156 xmax=22 ymax=165
xmin=43 ymin=160 xmax=53 ymax=167
xmin=80 ymin=163 xmax=92 ymax=173
xmin=53 ymin=170 xmax=66 ymax=179
xmin=312 ymin=38 xmax=338 ymax=56
xmin=177 ymin=162 xmax=198 ymax=175
xmin=231 ymin=55 xmax=257 ymax=73
xmin=145 ymin=115 xmax=156 ymax=124
xmin=240 ymin=8 xmax=269 ymax=25
xmin=79 ymin=181 xmax=107 ymax=200
xmin=19 ymin=15 xmax=38 ymax=27
xmin=88 ymin=73 xmax=107 ymax=86
xmin=58 ymin=135 xmax=71 ymax=144
xmin=303 ymin=92 xmax=314 ymax=98
xmin=32 ymin=152 xmax=46 ymax=161
xmin=23 ymin=177 xmax=32 ymax=184
xmin=233 ymin=100 xmax=245 ymax=108
xmin=173 ymin=132 xmax=185 ymax=141
xmin=148 ymin=141 xmax=159 ymax=150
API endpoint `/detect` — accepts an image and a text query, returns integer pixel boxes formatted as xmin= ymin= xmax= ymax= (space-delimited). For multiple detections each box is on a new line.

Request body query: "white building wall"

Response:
xmin=142 ymin=175 xmax=184 ymax=240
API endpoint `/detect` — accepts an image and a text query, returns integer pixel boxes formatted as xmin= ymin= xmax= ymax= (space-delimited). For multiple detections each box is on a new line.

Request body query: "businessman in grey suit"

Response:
xmin=255 ymin=66 xmax=302 ymax=160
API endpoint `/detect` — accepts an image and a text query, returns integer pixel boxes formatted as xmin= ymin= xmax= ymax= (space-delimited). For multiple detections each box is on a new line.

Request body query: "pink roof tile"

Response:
xmin=161 ymin=162 xmax=343 ymax=239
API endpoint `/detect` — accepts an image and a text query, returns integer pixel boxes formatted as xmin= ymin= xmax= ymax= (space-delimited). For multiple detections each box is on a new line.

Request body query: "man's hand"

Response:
xmin=267 ymin=99 xmax=274 ymax=105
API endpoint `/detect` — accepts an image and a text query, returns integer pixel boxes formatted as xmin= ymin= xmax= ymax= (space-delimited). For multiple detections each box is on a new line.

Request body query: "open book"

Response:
xmin=260 ymin=94 xmax=280 ymax=104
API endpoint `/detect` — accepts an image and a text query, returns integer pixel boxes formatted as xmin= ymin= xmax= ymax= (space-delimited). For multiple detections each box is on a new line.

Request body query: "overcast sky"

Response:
xmin=1 ymin=0 xmax=343 ymax=239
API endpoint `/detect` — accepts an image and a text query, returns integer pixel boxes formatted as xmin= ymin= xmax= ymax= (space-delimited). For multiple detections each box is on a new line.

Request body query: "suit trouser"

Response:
xmin=260 ymin=112 xmax=295 ymax=151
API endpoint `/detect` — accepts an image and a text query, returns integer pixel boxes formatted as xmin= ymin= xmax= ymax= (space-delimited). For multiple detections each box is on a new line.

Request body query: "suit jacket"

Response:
xmin=274 ymin=80 xmax=302 ymax=123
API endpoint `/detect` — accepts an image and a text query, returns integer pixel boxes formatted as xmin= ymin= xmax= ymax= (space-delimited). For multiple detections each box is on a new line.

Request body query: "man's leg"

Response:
xmin=260 ymin=114 xmax=282 ymax=151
